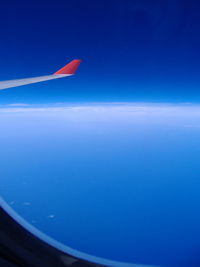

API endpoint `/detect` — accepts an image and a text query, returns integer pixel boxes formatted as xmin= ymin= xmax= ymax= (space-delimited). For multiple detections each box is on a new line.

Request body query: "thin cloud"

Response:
xmin=7 ymin=103 xmax=31 ymax=107
xmin=0 ymin=103 xmax=200 ymax=117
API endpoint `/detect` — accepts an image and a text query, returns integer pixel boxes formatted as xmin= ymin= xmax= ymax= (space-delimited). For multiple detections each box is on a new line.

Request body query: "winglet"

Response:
xmin=54 ymin=59 xmax=82 ymax=75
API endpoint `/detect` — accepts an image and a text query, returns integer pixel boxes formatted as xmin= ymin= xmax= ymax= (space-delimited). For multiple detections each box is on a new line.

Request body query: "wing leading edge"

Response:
xmin=0 ymin=59 xmax=81 ymax=90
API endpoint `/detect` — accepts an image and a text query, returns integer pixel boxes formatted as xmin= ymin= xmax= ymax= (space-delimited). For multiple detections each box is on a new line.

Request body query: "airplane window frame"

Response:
xmin=0 ymin=197 xmax=144 ymax=267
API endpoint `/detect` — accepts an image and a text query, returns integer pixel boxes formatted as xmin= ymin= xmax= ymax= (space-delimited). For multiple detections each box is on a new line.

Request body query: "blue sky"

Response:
xmin=0 ymin=0 xmax=200 ymax=104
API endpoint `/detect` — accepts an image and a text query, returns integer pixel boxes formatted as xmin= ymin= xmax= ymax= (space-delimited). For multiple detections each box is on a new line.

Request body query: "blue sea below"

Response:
xmin=1 ymin=103 xmax=200 ymax=267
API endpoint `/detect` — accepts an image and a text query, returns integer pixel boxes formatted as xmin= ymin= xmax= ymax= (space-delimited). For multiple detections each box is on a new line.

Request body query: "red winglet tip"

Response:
xmin=54 ymin=59 xmax=82 ymax=75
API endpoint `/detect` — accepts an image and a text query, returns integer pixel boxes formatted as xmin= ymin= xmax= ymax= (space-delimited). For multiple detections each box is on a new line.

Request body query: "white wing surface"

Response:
xmin=0 ymin=59 xmax=81 ymax=90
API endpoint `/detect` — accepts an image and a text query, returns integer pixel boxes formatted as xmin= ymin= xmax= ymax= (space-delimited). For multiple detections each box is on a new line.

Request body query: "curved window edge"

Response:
xmin=0 ymin=197 xmax=157 ymax=267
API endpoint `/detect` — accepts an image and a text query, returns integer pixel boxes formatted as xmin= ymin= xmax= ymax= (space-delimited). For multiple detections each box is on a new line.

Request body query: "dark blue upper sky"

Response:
xmin=0 ymin=0 xmax=200 ymax=104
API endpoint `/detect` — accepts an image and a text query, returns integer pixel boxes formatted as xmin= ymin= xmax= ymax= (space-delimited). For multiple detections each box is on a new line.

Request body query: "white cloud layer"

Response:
xmin=0 ymin=102 xmax=200 ymax=116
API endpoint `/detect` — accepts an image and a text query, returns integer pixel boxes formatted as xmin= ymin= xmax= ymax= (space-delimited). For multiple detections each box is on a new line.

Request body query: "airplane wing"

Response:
xmin=0 ymin=59 xmax=81 ymax=90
